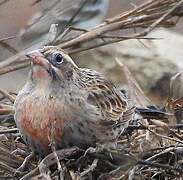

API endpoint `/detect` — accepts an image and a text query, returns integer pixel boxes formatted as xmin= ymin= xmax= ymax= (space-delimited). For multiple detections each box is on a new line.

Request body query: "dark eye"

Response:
xmin=55 ymin=53 xmax=63 ymax=64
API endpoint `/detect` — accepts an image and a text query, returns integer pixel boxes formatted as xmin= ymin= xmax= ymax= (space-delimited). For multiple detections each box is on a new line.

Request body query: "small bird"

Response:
xmin=14 ymin=46 xmax=129 ymax=157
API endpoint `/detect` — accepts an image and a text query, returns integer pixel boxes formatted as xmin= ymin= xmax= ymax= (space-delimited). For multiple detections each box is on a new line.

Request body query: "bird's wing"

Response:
xmin=80 ymin=69 xmax=128 ymax=123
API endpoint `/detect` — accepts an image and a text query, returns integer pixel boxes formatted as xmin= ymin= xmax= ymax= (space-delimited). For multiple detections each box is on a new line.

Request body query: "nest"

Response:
xmin=1 ymin=0 xmax=183 ymax=179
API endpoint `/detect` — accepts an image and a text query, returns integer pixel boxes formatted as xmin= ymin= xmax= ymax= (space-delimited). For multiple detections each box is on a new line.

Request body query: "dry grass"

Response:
xmin=1 ymin=0 xmax=183 ymax=179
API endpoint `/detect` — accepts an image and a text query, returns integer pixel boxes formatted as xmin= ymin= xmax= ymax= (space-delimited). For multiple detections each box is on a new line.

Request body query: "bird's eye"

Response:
xmin=55 ymin=53 xmax=63 ymax=64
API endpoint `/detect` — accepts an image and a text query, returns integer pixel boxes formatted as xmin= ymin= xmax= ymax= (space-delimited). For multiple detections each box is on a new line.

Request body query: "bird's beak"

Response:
xmin=26 ymin=50 xmax=49 ymax=68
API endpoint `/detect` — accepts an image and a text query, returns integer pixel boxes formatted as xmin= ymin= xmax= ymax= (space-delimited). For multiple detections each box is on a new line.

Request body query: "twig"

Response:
xmin=68 ymin=38 xmax=123 ymax=54
xmin=20 ymin=167 xmax=39 ymax=180
xmin=16 ymin=152 xmax=34 ymax=173
xmin=0 ymin=62 xmax=29 ymax=76
xmin=80 ymin=159 xmax=98 ymax=177
xmin=98 ymin=35 xmax=162 ymax=40
xmin=105 ymin=0 xmax=158 ymax=23
xmin=38 ymin=147 xmax=80 ymax=174
xmin=0 ymin=0 xmax=181 ymax=73
xmin=55 ymin=26 xmax=89 ymax=44
xmin=115 ymin=58 xmax=151 ymax=107
xmin=145 ymin=147 xmax=176 ymax=161
xmin=0 ymin=109 xmax=13 ymax=115
xmin=0 ymin=104 xmax=13 ymax=109
xmin=56 ymin=0 xmax=90 ymax=38
xmin=0 ymin=88 xmax=16 ymax=103
xmin=141 ymin=122 xmax=183 ymax=144
xmin=0 ymin=0 xmax=10 ymax=6
xmin=21 ymin=148 xmax=80 ymax=180
xmin=0 ymin=161 xmax=17 ymax=174
xmin=48 ymin=121 xmax=63 ymax=175
xmin=20 ymin=148 xmax=80 ymax=179
xmin=68 ymin=36 xmax=162 ymax=54
xmin=0 ymin=42 xmax=41 ymax=69
xmin=138 ymin=160 xmax=183 ymax=174
xmin=169 ymin=124 xmax=183 ymax=129
xmin=0 ymin=104 xmax=13 ymax=115
xmin=31 ymin=0 xmax=41 ymax=6
xmin=0 ymin=146 xmax=24 ymax=167
xmin=58 ymin=11 xmax=172 ymax=49
xmin=44 ymin=24 xmax=58 ymax=45
xmin=137 ymin=0 xmax=183 ymax=37
xmin=0 ymin=36 xmax=17 ymax=41
xmin=124 ymin=124 xmax=183 ymax=133
xmin=0 ymin=41 xmax=18 ymax=54
xmin=0 ymin=128 xmax=18 ymax=134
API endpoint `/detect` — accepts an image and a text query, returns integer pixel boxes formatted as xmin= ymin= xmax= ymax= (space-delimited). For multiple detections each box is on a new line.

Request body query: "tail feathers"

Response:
xmin=135 ymin=106 xmax=171 ymax=120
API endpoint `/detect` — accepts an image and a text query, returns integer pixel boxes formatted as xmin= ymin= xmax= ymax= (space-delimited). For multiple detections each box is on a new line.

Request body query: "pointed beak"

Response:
xmin=26 ymin=50 xmax=49 ymax=68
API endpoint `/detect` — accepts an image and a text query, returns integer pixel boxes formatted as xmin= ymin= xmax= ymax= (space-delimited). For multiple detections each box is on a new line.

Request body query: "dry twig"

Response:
xmin=115 ymin=58 xmax=150 ymax=107
xmin=0 ymin=88 xmax=16 ymax=103
xmin=0 ymin=0 xmax=182 ymax=74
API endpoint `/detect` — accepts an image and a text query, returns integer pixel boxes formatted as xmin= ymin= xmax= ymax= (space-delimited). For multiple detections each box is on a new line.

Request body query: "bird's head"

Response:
xmin=26 ymin=46 xmax=79 ymax=88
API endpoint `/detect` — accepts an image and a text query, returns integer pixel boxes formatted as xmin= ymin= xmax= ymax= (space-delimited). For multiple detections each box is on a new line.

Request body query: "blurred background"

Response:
xmin=0 ymin=0 xmax=138 ymax=37
xmin=0 ymin=0 xmax=182 ymax=38
xmin=0 ymin=0 xmax=183 ymax=38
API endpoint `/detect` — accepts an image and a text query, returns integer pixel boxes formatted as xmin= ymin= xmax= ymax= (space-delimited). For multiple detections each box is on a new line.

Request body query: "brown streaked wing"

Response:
xmin=80 ymin=68 xmax=128 ymax=122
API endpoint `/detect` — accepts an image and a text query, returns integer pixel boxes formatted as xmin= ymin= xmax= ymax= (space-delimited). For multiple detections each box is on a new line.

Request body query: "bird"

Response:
xmin=18 ymin=0 xmax=109 ymax=49
xmin=14 ymin=46 xmax=130 ymax=157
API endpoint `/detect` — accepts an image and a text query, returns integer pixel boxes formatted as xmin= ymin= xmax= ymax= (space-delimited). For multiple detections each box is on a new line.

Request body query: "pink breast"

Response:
xmin=19 ymin=97 xmax=66 ymax=149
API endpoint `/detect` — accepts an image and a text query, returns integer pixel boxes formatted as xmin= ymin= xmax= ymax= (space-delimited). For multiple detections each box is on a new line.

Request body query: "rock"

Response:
xmin=75 ymin=28 xmax=183 ymax=103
